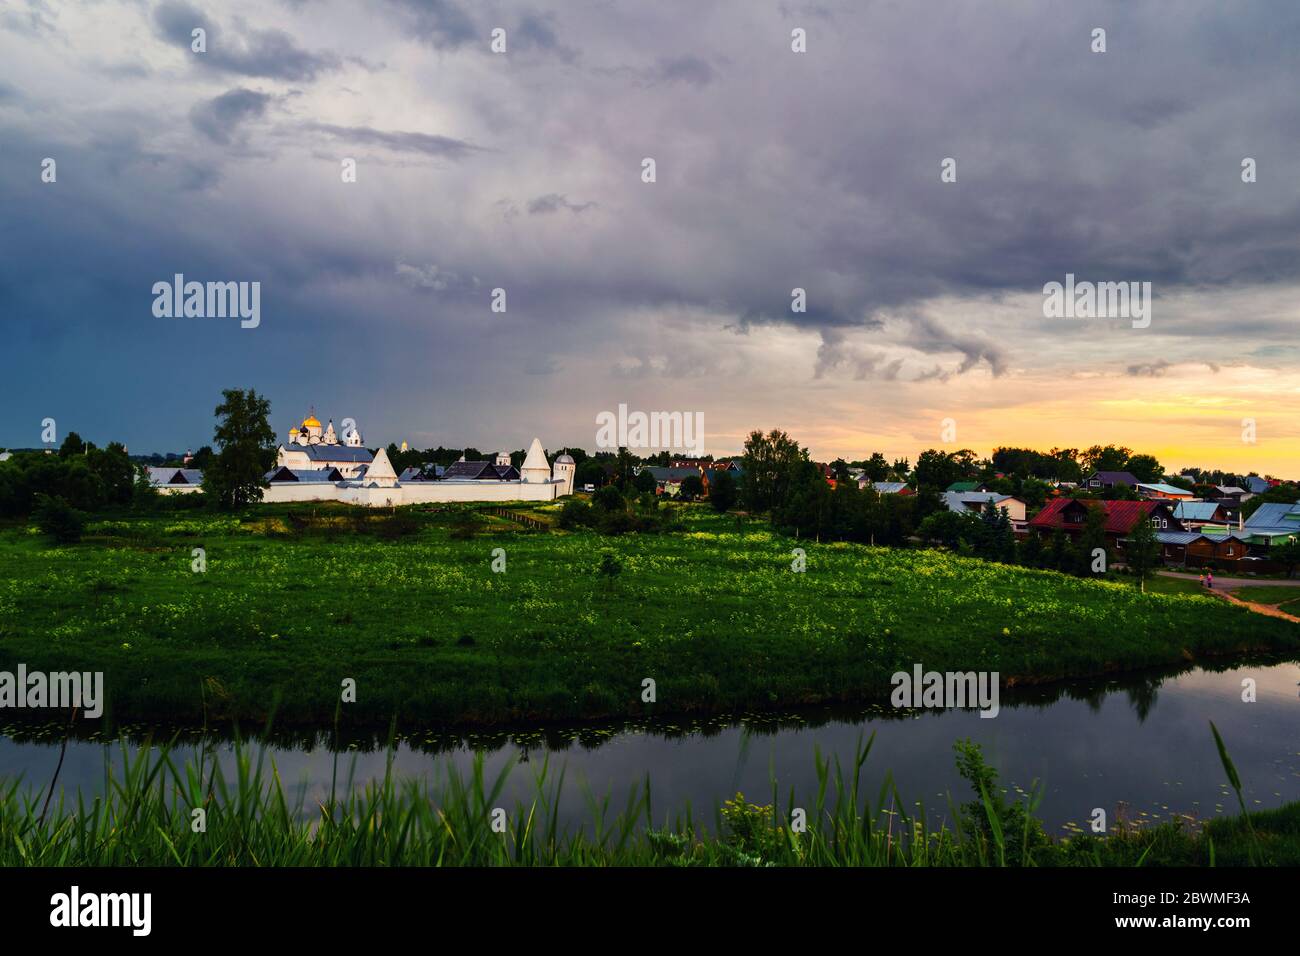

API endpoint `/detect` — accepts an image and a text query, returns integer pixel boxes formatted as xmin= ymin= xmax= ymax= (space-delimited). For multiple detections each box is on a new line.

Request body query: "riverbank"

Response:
xmin=4 ymin=730 xmax=1295 ymax=867
xmin=0 ymin=505 xmax=1296 ymax=727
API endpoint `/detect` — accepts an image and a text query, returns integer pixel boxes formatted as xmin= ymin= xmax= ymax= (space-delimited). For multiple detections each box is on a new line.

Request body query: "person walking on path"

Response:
xmin=1207 ymin=570 xmax=1214 ymax=590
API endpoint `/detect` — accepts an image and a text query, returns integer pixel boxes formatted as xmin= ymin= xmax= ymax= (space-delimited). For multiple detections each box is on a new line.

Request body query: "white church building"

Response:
xmin=154 ymin=410 xmax=576 ymax=506
xmin=253 ymin=412 xmax=575 ymax=506
xmin=261 ymin=441 xmax=574 ymax=507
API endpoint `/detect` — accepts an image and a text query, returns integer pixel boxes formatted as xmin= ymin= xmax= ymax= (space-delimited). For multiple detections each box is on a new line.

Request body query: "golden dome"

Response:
xmin=301 ymin=414 xmax=322 ymax=429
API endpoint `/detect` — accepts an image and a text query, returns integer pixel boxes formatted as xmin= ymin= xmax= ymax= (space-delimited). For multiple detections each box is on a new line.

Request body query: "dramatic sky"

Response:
xmin=3 ymin=0 xmax=1299 ymax=474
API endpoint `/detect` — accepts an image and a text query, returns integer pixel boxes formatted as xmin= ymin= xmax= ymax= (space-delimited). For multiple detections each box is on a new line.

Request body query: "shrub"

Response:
xmin=376 ymin=510 xmax=421 ymax=541
xmin=449 ymin=510 xmax=484 ymax=540
xmin=592 ymin=485 xmax=625 ymax=512
xmin=32 ymin=494 xmax=86 ymax=544
xmin=596 ymin=509 xmax=634 ymax=535
xmin=597 ymin=550 xmax=623 ymax=589
xmin=558 ymin=499 xmax=592 ymax=530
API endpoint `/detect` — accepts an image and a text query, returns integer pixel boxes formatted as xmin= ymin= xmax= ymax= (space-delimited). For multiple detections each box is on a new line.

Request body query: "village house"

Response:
xmin=1028 ymin=498 xmax=1183 ymax=552
xmin=1213 ymin=485 xmax=1250 ymax=503
xmin=1172 ymin=500 xmax=1237 ymax=529
xmin=638 ymin=465 xmax=704 ymax=496
xmin=941 ymin=491 xmax=1027 ymax=529
xmin=146 ymin=467 xmax=205 ymax=493
xmin=863 ymin=480 xmax=913 ymax=495
xmin=1081 ymin=470 xmax=1140 ymax=491
xmin=1134 ymin=482 xmax=1195 ymax=501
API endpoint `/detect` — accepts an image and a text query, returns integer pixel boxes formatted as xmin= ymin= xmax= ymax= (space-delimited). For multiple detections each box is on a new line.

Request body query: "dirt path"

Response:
xmin=1156 ymin=571 xmax=1300 ymax=590
xmin=1182 ymin=583 xmax=1300 ymax=622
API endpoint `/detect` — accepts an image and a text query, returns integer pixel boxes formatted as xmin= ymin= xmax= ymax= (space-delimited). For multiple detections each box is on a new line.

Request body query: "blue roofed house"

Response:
xmin=1243 ymin=502 xmax=1300 ymax=539
xmin=1172 ymin=500 xmax=1237 ymax=530
xmin=1244 ymin=476 xmax=1272 ymax=495
xmin=1134 ymin=482 xmax=1195 ymax=501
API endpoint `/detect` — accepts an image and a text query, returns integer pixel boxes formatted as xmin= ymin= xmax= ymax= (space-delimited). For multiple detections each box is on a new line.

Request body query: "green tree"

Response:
xmin=709 ymin=470 xmax=737 ymax=512
xmin=1082 ymin=444 xmax=1133 ymax=473
xmin=86 ymin=441 xmax=136 ymax=506
xmin=592 ymin=485 xmax=625 ymax=512
xmin=633 ymin=468 xmax=658 ymax=494
xmin=1078 ymin=505 xmax=1109 ymax=576
xmin=772 ymin=460 xmax=830 ymax=539
xmin=678 ymin=473 xmax=704 ymax=500
xmin=861 ymin=452 xmax=889 ymax=482
xmin=58 ymin=432 xmax=87 ymax=458
xmin=597 ymin=549 xmax=623 ymax=591
xmin=918 ymin=509 xmax=979 ymax=550
xmin=32 ymin=493 xmax=86 ymax=544
xmin=1125 ymin=453 xmax=1164 ymax=484
xmin=1271 ymin=536 xmax=1300 ymax=579
xmin=740 ymin=429 xmax=806 ymax=513
xmin=575 ymin=459 xmax=605 ymax=489
xmin=202 ymin=388 xmax=275 ymax=510
xmin=1125 ymin=518 xmax=1163 ymax=591
xmin=614 ymin=447 xmax=635 ymax=490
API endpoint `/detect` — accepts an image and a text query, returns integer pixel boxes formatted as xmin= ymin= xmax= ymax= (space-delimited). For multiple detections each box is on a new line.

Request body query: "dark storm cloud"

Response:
xmin=384 ymin=0 xmax=477 ymax=49
xmin=302 ymin=121 xmax=485 ymax=157
xmin=154 ymin=1 xmax=341 ymax=81
xmin=652 ymin=54 xmax=715 ymax=87
xmin=189 ymin=88 xmax=272 ymax=143
xmin=526 ymin=193 xmax=594 ymax=215
xmin=7 ymin=0 xmax=1300 ymax=452
xmin=514 ymin=12 xmax=577 ymax=62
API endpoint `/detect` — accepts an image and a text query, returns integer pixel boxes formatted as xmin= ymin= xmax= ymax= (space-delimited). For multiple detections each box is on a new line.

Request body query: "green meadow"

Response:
xmin=0 ymin=503 xmax=1296 ymax=727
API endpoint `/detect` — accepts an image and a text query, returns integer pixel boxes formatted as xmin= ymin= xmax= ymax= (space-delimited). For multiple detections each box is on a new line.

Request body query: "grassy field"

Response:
xmin=1230 ymin=586 xmax=1300 ymax=614
xmin=0 ymin=503 xmax=1296 ymax=727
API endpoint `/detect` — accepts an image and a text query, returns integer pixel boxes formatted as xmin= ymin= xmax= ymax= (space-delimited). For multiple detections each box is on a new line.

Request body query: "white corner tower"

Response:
xmin=366 ymin=446 xmax=398 ymax=488
xmin=520 ymin=438 xmax=551 ymax=484
xmin=553 ymin=454 xmax=576 ymax=497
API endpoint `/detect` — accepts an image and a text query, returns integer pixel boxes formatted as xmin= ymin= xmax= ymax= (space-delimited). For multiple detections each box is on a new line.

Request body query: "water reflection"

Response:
xmin=2 ymin=656 xmax=1297 ymax=835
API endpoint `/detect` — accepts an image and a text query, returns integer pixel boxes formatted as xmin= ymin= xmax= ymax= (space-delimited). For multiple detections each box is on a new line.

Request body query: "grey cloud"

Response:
xmin=189 ymin=88 xmax=271 ymax=144
xmin=526 ymin=193 xmax=595 ymax=215
xmin=154 ymin=1 xmax=341 ymax=81
xmin=1127 ymin=360 xmax=1171 ymax=377
xmin=653 ymin=54 xmax=715 ymax=87
xmin=303 ymin=122 xmax=484 ymax=158
xmin=514 ymin=12 xmax=578 ymax=62
xmin=903 ymin=316 xmax=1007 ymax=379
xmin=814 ymin=330 xmax=901 ymax=381
xmin=384 ymin=0 xmax=477 ymax=49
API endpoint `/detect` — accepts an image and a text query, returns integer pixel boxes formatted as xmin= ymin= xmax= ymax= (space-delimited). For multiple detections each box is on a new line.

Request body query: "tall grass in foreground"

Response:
xmin=0 ymin=727 xmax=1293 ymax=867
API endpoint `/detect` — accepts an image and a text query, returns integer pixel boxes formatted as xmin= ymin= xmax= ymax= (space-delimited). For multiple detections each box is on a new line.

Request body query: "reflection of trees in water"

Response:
xmin=2 ymin=653 xmax=1294 ymax=755
xmin=1125 ymin=676 xmax=1163 ymax=722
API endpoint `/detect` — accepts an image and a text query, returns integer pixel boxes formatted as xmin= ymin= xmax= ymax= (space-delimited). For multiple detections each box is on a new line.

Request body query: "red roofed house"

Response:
xmin=1028 ymin=498 xmax=1184 ymax=553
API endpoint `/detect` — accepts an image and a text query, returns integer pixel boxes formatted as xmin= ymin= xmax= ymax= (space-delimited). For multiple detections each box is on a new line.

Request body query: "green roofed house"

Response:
xmin=946 ymin=481 xmax=981 ymax=493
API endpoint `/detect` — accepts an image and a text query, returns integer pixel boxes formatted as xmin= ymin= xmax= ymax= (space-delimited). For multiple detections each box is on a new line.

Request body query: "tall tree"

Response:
xmin=1125 ymin=518 xmax=1162 ymax=592
xmin=1125 ymin=453 xmax=1164 ymax=483
xmin=740 ymin=429 xmax=806 ymax=513
xmin=709 ymin=469 xmax=737 ymax=512
xmin=202 ymin=388 xmax=275 ymax=510
xmin=1082 ymin=444 xmax=1133 ymax=473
